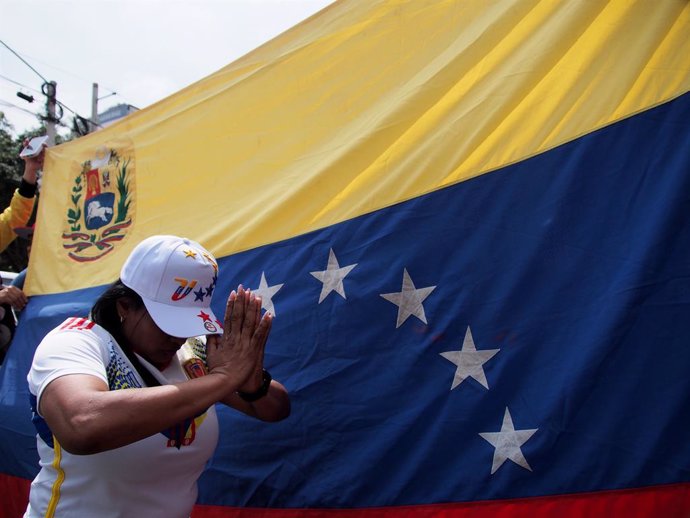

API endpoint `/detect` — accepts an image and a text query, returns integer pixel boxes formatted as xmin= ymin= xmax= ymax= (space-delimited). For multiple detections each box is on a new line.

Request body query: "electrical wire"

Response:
xmin=0 ymin=100 xmax=69 ymax=132
xmin=1 ymin=44 xmax=127 ymax=107
xmin=0 ymin=98 xmax=41 ymax=118
xmin=0 ymin=98 xmax=72 ymax=137
xmin=9 ymin=51 xmax=120 ymax=98
xmin=1 ymin=39 xmax=126 ymax=132
xmin=55 ymin=99 xmax=102 ymax=129
xmin=0 ymin=40 xmax=106 ymax=128
xmin=0 ymin=74 xmax=42 ymax=95
xmin=0 ymin=39 xmax=49 ymax=83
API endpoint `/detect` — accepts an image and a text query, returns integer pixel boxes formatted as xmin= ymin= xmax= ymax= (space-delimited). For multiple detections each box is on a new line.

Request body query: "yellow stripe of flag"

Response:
xmin=30 ymin=0 xmax=690 ymax=295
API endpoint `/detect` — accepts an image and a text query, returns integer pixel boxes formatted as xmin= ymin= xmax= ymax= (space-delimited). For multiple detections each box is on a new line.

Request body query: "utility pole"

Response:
xmin=91 ymin=83 xmax=99 ymax=133
xmin=44 ymin=80 xmax=57 ymax=145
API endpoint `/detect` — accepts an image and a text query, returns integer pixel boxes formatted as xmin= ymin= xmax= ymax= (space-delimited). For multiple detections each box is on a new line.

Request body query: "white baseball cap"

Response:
xmin=120 ymin=235 xmax=221 ymax=338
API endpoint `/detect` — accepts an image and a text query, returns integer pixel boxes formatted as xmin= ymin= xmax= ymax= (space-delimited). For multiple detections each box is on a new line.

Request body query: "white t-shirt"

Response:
xmin=25 ymin=318 xmax=219 ymax=518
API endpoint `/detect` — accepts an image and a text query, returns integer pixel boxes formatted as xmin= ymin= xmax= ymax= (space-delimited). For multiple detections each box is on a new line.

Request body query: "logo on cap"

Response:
xmin=172 ymin=278 xmax=198 ymax=301
xmin=62 ymin=142 xmax=135 ymax=262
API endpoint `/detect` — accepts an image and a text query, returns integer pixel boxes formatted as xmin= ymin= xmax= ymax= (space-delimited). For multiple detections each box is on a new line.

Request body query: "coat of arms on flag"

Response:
xmin=62 ymin=143 xmax=135 ymax=262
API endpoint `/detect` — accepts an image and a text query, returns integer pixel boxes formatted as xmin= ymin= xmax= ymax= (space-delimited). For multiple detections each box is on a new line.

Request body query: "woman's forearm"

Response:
xmin=40 ymin=372 xmax=232 ymax=455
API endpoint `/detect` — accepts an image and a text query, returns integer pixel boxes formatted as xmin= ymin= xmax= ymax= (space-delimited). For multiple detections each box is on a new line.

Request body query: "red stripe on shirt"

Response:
xmin=58 ymin=317 xmax=95 ymax=331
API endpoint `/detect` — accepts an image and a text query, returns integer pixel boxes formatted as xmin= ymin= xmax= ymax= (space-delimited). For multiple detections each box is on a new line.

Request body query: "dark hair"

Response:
xmin=91 ymin=279 xmax=144 ymax=348
xmin=91 ymin=279 xmax=163 ymax=387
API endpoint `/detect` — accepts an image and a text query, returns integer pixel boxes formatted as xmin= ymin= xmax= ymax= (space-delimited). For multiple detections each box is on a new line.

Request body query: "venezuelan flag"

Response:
xmin=1 ymin=1 xmax=689 ymax=517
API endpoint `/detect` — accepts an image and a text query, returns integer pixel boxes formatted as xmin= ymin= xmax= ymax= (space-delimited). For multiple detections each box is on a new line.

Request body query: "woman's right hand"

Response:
xmin=205 ymin=286 xmax=273 ymax=396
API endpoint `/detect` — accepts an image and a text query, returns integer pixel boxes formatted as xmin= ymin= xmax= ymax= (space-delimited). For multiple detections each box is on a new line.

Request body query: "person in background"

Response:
xmin=0 ymin=219 xmax=35 ymax=363
xmin=24 ymin=235 xmax=290 ymax=518
xmin=0 ymin=223 xmax=32 ymax=361
xmin=9 ymin=224 xmax=33 ymax=291
xmin=0 ymin=278 xmax=27 ymax=313
xmin=0 ymin=225 xmax=33 ymax=363
xmin=0 ymin=275 xmax=19 ymax=364
xmin=0 ymin=139 xmax=44 ymax=253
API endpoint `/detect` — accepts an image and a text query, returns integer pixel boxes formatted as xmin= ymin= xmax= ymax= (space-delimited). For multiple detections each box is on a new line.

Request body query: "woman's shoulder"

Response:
xmin=29 ymin=318 xmax=116 ymax=399
xmin=40 ymin=317 xmax=114 ymax=352
xmin=47 ymin=317 xmax=110 ymax=337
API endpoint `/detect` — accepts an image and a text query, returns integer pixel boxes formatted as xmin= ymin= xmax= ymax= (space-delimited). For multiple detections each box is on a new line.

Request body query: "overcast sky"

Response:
xmin=0 ymin=0 xmax=334 ymax=137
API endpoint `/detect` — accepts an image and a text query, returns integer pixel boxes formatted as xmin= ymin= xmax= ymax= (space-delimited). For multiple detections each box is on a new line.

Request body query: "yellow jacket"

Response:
xmin=0 ymin=188 xmax=35 ymax=253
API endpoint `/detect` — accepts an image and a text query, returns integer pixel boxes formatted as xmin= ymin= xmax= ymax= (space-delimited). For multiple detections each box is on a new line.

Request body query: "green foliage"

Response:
xmin=0 ymin=113 xmax=24 ymax=191
xmin=67 ymin=173 xmax=83 ymax=232
xmin=0 ymin=112 xmax=75 ymax=272
xmin=115 ymin=158 xmax=131 ymax=223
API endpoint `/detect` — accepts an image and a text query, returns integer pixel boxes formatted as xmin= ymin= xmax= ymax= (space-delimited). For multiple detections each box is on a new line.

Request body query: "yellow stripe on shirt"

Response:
xmin=44 ymin=438 xmax=64 ymax=518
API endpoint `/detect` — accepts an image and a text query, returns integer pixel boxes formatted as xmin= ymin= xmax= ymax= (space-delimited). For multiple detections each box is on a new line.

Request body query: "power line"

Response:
xmin=0 ymin=44 xmax=127 ymax=107
xmin=0 ymin=99 xmax=72 ymax=134
xmin=0 ymin=49 xmax=102 ymax=131
xmin=10 ymin=51 xmax=119 ymax=97
xmin=0 ymin=39 xmax=48 ymax=83
xmin=0 ymin=98 xmax=41 ymax=118
xmin=1 ymin=39 xmax=128 ymax=133
xmin=56 ymin=99 xmax=103 ymax=129
xmin=0 ymin=74 xmax=42 ymax=95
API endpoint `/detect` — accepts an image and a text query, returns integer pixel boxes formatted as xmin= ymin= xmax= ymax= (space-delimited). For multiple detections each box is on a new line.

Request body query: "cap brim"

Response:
xmin=142 ymin=298 xmax=222 ymax=338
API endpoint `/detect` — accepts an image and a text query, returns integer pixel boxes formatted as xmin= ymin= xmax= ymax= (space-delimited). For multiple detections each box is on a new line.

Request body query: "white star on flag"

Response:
xmin=310 ymin=249 xmax=357 ymax=303
xmin=440 ymin=327 xmax=499 ymax=390
xmin=252 ymin=272 xmax=283 ymax=316
xmin=479 ymin=407 xmax=538 ymax=474
xmin=380 ymin=268 xmax=436 ymax=328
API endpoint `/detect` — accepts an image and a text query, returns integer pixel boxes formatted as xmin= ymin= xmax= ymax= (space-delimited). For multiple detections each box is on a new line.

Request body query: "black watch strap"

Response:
xmin=237 ymin=369 xmax=272 ymax=402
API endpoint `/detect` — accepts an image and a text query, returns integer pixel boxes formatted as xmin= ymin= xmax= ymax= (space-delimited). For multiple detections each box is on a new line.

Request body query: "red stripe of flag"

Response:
xmin=3 ymin=474 xmax=688 ymax=517
xmin=0 ymin=473 xmax=30 ymax=518
xmin=191 ymin=483 xmax=690 ymax=518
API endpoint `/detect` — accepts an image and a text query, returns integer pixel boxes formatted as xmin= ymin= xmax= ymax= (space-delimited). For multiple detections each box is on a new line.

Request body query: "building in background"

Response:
xmin=98 ymin=103 xmax=138 ymax=128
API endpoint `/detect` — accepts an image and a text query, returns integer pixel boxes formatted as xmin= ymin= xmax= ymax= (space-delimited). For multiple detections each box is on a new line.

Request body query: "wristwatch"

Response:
xmin=237 ymin=369 xmax=272 ymax=402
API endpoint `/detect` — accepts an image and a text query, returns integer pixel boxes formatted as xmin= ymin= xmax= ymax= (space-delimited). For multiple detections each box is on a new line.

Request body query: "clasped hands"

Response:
xmin=205 ymin=286 xmax=272 ymax=397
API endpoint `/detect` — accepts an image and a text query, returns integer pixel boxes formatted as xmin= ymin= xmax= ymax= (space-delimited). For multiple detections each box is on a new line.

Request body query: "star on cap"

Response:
xmin=380 ymin=268 xmax=436 ymax=328
xmin=479 ymin=407 xmax=538 ymax=474
xmin=253 ymin=272 xmax=283 ymax=316
xmin=197 ymin=311 xmax=212 ymax=322
xmin=194 ymin=287 xmax=205 ymax=302
xmin=205 ymin=274 xmax=217 ymax=298
xmin=440 ymin=327 xmax=499 ymax=390
xmin=183 ymin=249 xmax=197 ymax=259
xmin=310 ymin=248 xmax=357 ymax=303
